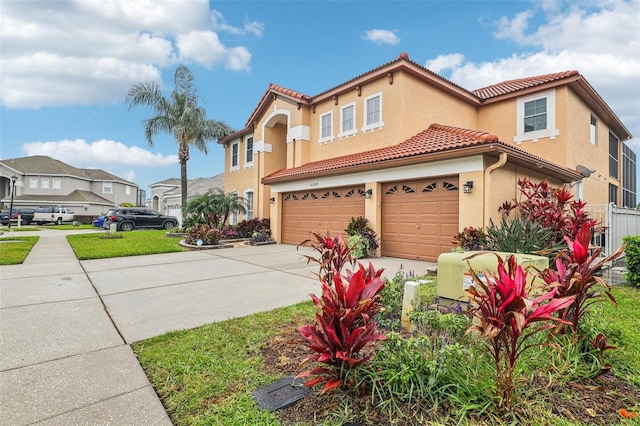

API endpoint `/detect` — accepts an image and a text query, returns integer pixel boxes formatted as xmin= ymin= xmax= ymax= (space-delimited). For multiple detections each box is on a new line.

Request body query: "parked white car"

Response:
xmin=33 ymin=206 xmax=75 ymax=225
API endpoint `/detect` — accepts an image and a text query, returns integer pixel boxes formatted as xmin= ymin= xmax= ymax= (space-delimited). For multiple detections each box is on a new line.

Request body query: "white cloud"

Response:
xmin=425 ymin=1 xmax=640 ymax=155
xmin=21 ymin=139 xmax=178 ymax=168
xmin=362 ymin=29 xmax=400 ymax=45
xmin=0 ymin=0 xmax=260 ymax=108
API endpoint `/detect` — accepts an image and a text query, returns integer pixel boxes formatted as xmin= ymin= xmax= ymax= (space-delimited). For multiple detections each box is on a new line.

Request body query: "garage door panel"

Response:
xmin=282 ymin=186 xmax=365 ymax=245
xmin=382 ymin=176 xmax=459 ymax=261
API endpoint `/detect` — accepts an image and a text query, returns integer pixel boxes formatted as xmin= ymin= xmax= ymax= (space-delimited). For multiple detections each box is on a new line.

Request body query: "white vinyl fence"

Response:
xmin=587 ymin=203 xmax=640 ymax=256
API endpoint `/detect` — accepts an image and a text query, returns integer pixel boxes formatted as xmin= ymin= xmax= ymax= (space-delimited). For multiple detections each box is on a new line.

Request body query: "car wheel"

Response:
xmin=163 ymin=221 xmax=175 ymax=230
xmin=56 ymin=217 xmax=63 ymax=225
xmin=120 ymin=222 xmax=134 ymax=232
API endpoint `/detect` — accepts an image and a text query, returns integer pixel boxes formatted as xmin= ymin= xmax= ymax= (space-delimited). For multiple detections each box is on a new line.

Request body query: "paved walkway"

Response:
xmin=0 ymin=229 xmax=435 ymax=425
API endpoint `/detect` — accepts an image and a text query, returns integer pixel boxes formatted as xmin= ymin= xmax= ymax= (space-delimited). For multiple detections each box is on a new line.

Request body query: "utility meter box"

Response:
xmin=436 ymin=251 xmax=549 ymax=302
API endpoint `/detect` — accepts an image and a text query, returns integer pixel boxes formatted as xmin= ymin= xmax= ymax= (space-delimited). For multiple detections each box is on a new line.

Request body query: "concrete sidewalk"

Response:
xmin=1 ymin=229 xmax=435 ymax=425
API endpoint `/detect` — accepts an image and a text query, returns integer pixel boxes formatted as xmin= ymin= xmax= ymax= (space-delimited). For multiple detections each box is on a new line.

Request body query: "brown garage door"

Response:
xmin=281 ymin=186 xmax=366 ymax=245
xmin=382 ymin=176 xmax=459 ymax=261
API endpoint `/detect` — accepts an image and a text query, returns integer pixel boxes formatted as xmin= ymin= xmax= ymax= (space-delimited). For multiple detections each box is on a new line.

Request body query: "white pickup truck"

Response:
xmin=33 ymin=206 xmax=75 ymax=225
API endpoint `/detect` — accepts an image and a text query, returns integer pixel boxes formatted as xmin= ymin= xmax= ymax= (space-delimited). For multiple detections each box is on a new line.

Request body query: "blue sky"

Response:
xmin=1 ymin=0 xmax=639 ymax=196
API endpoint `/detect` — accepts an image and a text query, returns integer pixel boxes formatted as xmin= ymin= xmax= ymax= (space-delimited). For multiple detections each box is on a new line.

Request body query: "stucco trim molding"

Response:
xmin=287 ymin=125 xmax=310 ymax=143
xmin=254 ymin=140 xmax=272 ymax=153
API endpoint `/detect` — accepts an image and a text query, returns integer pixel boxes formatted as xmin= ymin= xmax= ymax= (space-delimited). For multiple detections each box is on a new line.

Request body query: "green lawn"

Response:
xmin=41 ymin=224 xmax=96 ymax=230
xmin=0 ymin=236 xmax=39 ymax=264
xmin=133 ymin=281 xmax=640 ymax=425
xmin=67 ymin=230 xmax=187 ymax=259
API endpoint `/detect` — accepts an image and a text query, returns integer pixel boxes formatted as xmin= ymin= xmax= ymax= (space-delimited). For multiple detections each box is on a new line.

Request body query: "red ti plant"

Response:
xmin=465 ymin=254 xmax=574 ymax=412
xmin=540 ymin=223 xmax=625 ymax=340
xmin=297 ymin=262 xmax=386 ymax=393
xmin=299 ymin=231 xmax=355 ymax=286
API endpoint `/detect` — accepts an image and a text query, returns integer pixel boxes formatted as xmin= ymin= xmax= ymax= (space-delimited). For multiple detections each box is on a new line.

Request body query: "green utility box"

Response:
xmin=436 ymin=251 xmax=549 ymax=303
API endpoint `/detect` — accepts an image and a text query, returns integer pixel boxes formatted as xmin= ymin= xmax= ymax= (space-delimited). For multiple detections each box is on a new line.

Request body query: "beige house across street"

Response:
xmin=221 ymin=53 xmax=635 ymax=262
xmin=0 ymin=155 xmax=141 ymax=217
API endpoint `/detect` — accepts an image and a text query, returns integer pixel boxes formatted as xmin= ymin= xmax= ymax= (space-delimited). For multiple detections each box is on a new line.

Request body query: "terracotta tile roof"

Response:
xmin=472 ymin=71 xmax=580 ymax=100
xmin=269 ymin=83 xmax=312 ymax=101
xmin=262 ymin=124 xmax=500 ymax=183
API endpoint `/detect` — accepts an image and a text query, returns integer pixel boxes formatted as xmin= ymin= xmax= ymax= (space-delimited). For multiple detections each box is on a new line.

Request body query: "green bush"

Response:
xmin=623 ymin=235 xmax=640 ymax=286
xmin=348 ymin=234 xmax=369 ymax=259
xmin=485 ymin=216 xmax=557 ymax=254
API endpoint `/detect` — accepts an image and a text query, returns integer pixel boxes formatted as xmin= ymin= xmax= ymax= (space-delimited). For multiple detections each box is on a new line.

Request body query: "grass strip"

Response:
xmin=0 ymin=236 xmax=39 ymax=264
xmin=133 ymin=302 xmax=315 ymax=425
xmin=67 ymin=230 xmax=187 ymax=259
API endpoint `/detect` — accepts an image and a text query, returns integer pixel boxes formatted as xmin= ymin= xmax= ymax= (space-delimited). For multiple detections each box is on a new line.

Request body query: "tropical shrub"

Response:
xmin=219 ymin=227 xmax=238 ymax=240
xmin=236 ymin=218 xmax=270 ymax=238
xmin=184 ymin=223 xmax=220 ymax=245
xmin=465 ymin=253 xmax=574 ymax=412
xmin=250 ymin=228 xmax=272 ymax=244
xmin=485 ymin=216 xmax=557 ymax=254
xmin=539 ymin=224 xmax=625 ymax=339
xmin=299 ymin=231 xmax=355 ymax=286
xmin=348 ymin=234 xmax=368 ymax=259
xmin=623 ymin=235 xmax=640 ymax=287
xmin=452 ymin=226 xmax=487 ymax=251
xmin=344 ymin=216 xmax=379 ymax=256
xmin=297 ymin=263 xmax=386 ymax=393
xmin=499 ymin=178 xmax=597 ymax=247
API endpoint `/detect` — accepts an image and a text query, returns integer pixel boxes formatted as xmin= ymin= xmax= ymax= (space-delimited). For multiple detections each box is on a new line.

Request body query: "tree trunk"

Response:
xmin=178 ymin=142 xmax=190 ymax=224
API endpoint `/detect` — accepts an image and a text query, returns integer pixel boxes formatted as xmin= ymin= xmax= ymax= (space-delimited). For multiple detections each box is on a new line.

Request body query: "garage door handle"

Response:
xmin=416 ymin=225 xmax=420 ymax=229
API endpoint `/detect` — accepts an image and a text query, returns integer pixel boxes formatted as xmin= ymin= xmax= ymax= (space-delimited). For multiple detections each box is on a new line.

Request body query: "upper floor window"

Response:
xmin=244 ymin=190 xmax=254 ymax=220
xmin=609 ymin=131 xmax=619 ymax=179
xmin=125 ymin=185 xmax=131 ymax=195
xmin=362 ymin=92 xmax=384 ymax=132
xmin=30 ymin=178 xmax=38 ymax=189
xmin=339 ymin=103 xmax=356 ymax=138
xmin=318 ymin=112 xmax=333 ymax=143
xmin=590 ymin=115 xmax=598 ymax=145
xmin=230 ymin=141 xmax=239 ymax=171
xmin=245 ymin=137 xmax=254 ymax=165
xmin=103 ymin=182 xmax=113 ymax=194
xmin=52 ymin=179 xmax=61 ymax=190
xmin=42 ymin=178 xmax=49 ymax=189
xmin=514 ymin=89 xmax=559 ymax=143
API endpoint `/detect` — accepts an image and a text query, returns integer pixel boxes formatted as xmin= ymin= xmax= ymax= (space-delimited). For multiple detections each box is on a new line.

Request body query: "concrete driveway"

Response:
xmin=0 ymin=228 xmax=434 ymax=424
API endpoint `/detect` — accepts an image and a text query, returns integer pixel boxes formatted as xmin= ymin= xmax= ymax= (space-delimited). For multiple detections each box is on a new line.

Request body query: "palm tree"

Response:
xmin=126 ymin=65 xmax=232 ymax=219
xmin=214 ymin=190 xmax=247 ymax=228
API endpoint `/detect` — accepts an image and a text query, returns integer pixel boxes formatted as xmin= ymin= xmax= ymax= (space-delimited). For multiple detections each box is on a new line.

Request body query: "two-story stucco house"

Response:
xmin=148 ymin=174 xmax=224 ymax=223
xmin=219 ymin=53 xmax=635 ymax=261
xmin=0 ymin=155 xmax=140 ymax=216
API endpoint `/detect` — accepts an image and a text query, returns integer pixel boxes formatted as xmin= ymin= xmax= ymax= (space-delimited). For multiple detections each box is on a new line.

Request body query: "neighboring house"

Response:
xmin=0 ymin=155 xmax=140 ymax=216
xmin=219 ymin=53 xmax=635 ymax=261
xmin=149 ymin=174 xmax=224 ymax=223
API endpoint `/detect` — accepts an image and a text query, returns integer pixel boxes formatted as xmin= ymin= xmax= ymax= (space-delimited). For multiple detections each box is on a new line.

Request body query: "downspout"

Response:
xmin=483 ymin=151 xmax=508 ymax=228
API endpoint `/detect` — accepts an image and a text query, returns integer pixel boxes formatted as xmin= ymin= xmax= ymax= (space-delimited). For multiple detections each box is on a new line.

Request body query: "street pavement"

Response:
xmin=0 ymin=228 xmax=435 ymax=425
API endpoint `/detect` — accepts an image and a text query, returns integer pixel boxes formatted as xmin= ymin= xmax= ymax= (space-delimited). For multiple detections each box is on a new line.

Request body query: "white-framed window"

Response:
xmin=230 ymin=191 xmax=239 ymax=225
xmin=52 ymin=179 xmax=61 ymax=190
xmin=244 ymin=189 xmax=254 ymax=220
xmin=514 ymin=89 xmax=559 ymax=143
xmin=103 ymin=181 xmax=113 ymax=194
xmin=230 ymin=141 xmax=239 ymax=171
xmin=339 ymin=102 xmax=356 ymax=138
xmin=30 ymin=178 xmax=38 ymax=189
xmin=41 ymin=178 xmax=49 ymax=189
xmin=318 ymin=111 xmax=334 ymax=143
xmin=125 ymin=185 xmax=131 ymax=195
xmin=362 ymin=92 xmax=384 ymax=132
xmin=590 ymin=115 xmax=598 ymax=145
xmin=245 ymin=136 xmax=254 ymax=166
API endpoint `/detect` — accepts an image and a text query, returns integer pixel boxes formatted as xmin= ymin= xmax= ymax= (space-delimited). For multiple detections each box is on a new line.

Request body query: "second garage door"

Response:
xmin=281 ymin=186 xmax=366 ymax=245
xmin=382 ymin=176 xmax=459 ymax=261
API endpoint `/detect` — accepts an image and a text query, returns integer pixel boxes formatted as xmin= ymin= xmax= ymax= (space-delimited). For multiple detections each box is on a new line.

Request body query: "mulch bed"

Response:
xmin=259 ymin=322 xmax=640 ymax=425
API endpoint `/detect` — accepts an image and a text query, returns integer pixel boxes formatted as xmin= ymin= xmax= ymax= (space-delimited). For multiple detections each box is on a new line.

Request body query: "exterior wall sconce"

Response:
xmin=269 ymin=197 xmax=275 ymax=204
xmin=463 ymin=181 xmax=474 ymax=194
xmin=364 ymin=188 xmax=373 ymax=199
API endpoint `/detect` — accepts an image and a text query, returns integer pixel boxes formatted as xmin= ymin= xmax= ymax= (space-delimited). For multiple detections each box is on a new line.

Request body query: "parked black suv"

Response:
xmin=0 ymin=208 xmax=35 ymax=225
xmin=103 ymin=208 xmax=178 ymax=231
